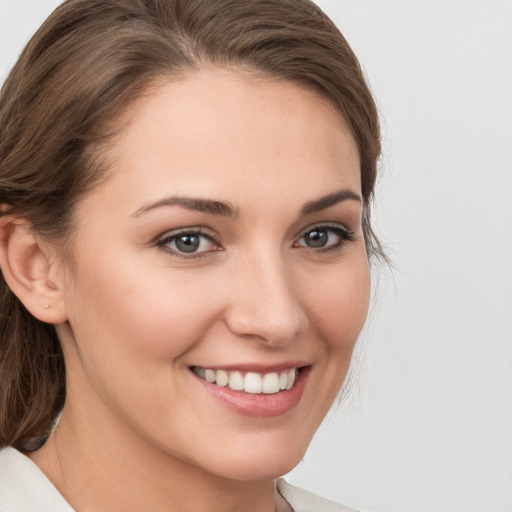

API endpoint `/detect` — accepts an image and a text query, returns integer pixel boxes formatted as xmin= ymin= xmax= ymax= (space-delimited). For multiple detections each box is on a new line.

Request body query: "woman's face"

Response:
xmin=56 ymin=69 xmax=370 ymax=480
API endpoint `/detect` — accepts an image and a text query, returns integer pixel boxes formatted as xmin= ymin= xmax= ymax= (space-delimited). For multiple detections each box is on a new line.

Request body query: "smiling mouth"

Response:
xmin=191 ymin=367 xmax=300 ymax=394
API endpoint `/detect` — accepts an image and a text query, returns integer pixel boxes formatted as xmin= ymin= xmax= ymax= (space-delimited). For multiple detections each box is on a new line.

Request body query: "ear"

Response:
xmin=0 ymin=215 xmax=68 ymax=324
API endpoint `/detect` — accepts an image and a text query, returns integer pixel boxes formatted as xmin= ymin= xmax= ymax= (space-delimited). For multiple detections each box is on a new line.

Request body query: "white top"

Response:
xmin=0 ymin=446 xmax=358 ymax=511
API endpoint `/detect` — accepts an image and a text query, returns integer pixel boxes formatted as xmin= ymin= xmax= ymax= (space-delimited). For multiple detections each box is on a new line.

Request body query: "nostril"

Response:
xmin=223 ymin=264 xmax=308 ymax=343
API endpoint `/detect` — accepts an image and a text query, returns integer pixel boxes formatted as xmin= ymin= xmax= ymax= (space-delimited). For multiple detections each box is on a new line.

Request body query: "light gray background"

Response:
xmin=1 ymin=1 xmax=511 ymax=512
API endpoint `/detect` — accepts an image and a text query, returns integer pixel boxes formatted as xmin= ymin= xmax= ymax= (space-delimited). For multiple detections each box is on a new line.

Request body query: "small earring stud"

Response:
xmin=43 ymin=304 xmax=51 ymax=309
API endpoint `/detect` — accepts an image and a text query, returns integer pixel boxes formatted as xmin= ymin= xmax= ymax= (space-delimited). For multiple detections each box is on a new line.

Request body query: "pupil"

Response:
xmin=176 ymin=234 xmax=200 ymax=253
xmin=306 ymin=230 xmax=327 ymax=247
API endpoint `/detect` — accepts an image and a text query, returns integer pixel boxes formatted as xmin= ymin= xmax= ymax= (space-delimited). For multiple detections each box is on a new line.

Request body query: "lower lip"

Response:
xmin=192 ymin=367 xmax=311 ymax=418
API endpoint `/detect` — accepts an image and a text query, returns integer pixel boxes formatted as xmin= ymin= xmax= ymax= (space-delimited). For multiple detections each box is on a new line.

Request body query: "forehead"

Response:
xmin=84 ymin=69 xmax=361 ymax=217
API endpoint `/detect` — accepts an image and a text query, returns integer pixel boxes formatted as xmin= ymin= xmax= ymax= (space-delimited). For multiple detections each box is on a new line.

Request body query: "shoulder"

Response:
xmin=277 ymin=479 xmax=360 ymax=512
xmin=0 ymin=446 xmax=74 ymax=512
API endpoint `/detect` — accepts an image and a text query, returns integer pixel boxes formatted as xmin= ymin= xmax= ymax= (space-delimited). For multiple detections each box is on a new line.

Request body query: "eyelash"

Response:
xmin=294 ymin=224 xmax=355 ymax=253
xmin=156 ymin=224 xmax=355 ymax=259
xmin=156 ymin=228 xmax=220 ymax=260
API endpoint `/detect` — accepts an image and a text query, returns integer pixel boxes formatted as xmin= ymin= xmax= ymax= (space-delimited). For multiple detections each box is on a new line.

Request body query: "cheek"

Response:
xmin=63 ymin=253 xmax=223 ymax=372
xmin=61 ymin=256 xmax=229 ymax=432
xmin=304 ymin=255 xmax=370 ymax=353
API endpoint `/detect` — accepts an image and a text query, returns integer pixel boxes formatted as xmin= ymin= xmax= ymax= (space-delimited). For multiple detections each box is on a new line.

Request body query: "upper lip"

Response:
xmin=190 ymin=361 xmax=310 ymax=373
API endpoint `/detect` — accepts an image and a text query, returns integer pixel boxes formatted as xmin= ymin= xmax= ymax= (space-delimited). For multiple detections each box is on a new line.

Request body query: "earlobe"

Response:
xmin=0 ymin=215 xmax=68 ymax=324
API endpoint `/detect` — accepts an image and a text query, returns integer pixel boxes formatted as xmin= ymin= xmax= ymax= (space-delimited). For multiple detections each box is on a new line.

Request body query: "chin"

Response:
xmin=215 ymin=460 xmax=301 ymax=482
xmin=199 ymin=438 xmax=310 ymax=482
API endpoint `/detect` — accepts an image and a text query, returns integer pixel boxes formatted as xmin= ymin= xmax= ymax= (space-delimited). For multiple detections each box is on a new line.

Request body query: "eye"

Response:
xmin=294 ymin=224 xmax=354 ymax=251
xmin=157 ymin=229 xmax=220 ymax=257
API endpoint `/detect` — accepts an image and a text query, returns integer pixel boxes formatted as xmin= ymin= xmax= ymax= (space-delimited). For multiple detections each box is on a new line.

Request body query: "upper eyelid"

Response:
xmin=156 ymin=229 xmax=221 ymax=259
xmin=156 ymin=226 xmax=218 ymax=243
xmin=155 ymin=222 xmax=353 ymax=247
xmin=294 ymin=223 xmax=355 ymax=247
xmin=296 ymin=222 xmax=351 ymax=238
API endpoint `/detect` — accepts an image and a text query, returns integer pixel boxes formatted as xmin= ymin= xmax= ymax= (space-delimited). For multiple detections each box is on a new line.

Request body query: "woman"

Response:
xmin=0 ymin=0 xmax=384 ymax=510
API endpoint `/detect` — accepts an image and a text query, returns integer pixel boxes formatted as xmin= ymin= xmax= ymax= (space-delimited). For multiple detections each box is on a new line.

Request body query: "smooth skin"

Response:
xmin=0 ymin=69 xmax=370 ymax=511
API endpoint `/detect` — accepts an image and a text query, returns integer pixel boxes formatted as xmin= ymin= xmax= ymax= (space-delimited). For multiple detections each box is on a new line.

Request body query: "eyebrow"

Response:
xmin=131 ymin=188 xmax=361 ymax=219
xmin=301 ymin=189 xmax=362 ymax=215
xmin=131 ymin=196 xmax=239 ymax=218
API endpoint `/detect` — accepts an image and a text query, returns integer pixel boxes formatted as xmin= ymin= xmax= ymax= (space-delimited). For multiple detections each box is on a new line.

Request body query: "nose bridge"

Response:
xmin=225 ymin=246 xmax=309 ymax=344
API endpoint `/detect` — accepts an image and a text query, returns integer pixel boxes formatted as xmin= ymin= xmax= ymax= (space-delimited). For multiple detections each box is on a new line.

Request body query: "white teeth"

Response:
xmin=244 ymin=372 xmax=262 ymax=393
xmin=205 ymin=369 xmax=216 ymax=383
xmin=279 ymin=371 xmax=288 ymax=390
xmin=195 ymin=367 xmax=299 ymax=394
xmin=286 ymin=369 xmax=296 ymax=390
xmin=262 ymin=372 xmax=280 ymax=394
xmin=229 ymin=371 xmax=244 ymax=391
xmin=216 ymin=369 xmax=229 ymax=387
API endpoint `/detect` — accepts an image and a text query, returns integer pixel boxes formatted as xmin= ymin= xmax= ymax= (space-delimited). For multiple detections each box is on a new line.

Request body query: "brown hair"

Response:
xmin=0 ymin=0 xmax=383 ymax=449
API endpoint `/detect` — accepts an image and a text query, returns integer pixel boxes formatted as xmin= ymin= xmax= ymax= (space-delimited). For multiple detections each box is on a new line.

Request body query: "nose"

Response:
xmin=223 ymin=251 xmax=309 ymax=346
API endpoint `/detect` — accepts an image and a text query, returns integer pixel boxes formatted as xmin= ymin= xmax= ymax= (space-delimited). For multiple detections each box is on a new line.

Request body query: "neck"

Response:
xmin=29 ymin=403 xmax=288 ymax=512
